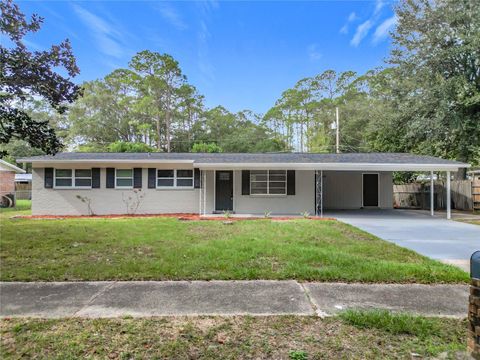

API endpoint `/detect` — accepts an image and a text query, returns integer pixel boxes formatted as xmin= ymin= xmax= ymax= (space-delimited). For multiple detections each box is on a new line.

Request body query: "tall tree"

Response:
xmin=0 ymin=0 xmax=80 ymax=156
xmin=130 ymin=51 xmax=187 ymax=152
xmin=370 ymin=0 xmax=480 ymax=177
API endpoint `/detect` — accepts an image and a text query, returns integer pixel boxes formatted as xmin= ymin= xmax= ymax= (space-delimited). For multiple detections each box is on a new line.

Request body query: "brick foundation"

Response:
xmin=469 ymin=278 xmax=480 ymax=359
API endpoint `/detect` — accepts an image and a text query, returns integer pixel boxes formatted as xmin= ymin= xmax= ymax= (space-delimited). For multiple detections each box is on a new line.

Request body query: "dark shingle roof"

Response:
xmin=17 ymin=152 xmax=468 ymax=166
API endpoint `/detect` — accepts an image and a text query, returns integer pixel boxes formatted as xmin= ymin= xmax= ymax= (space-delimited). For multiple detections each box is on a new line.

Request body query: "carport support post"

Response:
xmin=198 ymin=170 xmax=202 ymax=215
xmin=446 ymin=171 xmax=451 ymax=220
xmin=430 ymin=171 xmax=434 ymax=216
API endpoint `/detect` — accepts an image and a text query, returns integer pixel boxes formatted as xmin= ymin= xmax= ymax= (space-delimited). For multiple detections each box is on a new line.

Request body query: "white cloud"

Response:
xmin=340 ymin=11 xmax=358 ymax=34
xmin=72 ymin=4 xmax=125 ymax=58
xmin=155 ymin=3 xmax=187 ymax=30
xmin=307 ymin=43 xmax=322 ymax=61
xmin=350 ymin=20 xmax=374 ymax=47
xmin=372 ymin=15 xmax=397 ymax=44
xmin=374 ymin=0 xmax=385 ymax=15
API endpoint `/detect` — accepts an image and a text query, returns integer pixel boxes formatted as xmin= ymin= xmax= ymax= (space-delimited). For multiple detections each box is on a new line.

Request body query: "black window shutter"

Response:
xmin=92 ymin=168 xmax=100 ymax=188
xmin=194 ymin=168 xmax=201 ymax=188
xmin=287 ymin=170 xmax=295 ymax=195
xmin=242 ymin=170 xmax=250 ymax=195
xmin=134 ymin=168 xmax=142 ymax=188
xmin=148 ymin=168 xmax=156 ymax=189
xmin=44 ymin=168 xmax=53 ymax=188
xmin=106 ymin=168 xmax=115 ymax=188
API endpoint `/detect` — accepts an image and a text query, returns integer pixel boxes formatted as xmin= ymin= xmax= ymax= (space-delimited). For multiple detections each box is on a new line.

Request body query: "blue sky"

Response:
xmin=17 ymin=0 xmax=397 ymax=114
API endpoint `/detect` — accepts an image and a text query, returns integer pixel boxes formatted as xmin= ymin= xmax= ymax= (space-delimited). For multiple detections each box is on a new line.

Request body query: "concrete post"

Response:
xmin=446 ymin=171 xmax=451 ymax=219
xmin=198 ymin=170 xmax=202 ymax=215
xmin=430 ymin=171 xmax=434 ymax=216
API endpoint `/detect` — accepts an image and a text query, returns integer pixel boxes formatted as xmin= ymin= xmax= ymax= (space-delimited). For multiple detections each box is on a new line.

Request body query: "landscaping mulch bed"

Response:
xmin=13 ymin=213 xmax=336 ymax=221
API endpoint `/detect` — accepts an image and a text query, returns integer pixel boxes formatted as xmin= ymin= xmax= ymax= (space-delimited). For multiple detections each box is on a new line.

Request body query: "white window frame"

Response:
xmin=54 ymin=169 xmax=92 ymax=189
xmin=250 ymin=170 xmax=287 ymax=196
xmin=156 ymin=169 xmax=194 ymax=189
xmin=115 ymin=169 xmax=134 ymax=189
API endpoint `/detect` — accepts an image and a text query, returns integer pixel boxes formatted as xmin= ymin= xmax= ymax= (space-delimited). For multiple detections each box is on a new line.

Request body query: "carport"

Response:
xmin=313 ymin=155 xmax=470 ymax=219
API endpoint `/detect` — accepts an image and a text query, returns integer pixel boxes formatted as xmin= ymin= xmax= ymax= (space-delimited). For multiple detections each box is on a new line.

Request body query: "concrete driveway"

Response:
xmin=328 ymin=209 xmax=480 ymax=272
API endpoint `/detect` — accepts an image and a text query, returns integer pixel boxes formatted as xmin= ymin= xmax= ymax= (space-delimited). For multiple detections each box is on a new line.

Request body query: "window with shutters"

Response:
xmin=250 ymin=170 xmax=286 ymax=195
xmin=157 ymin=169 xmax=193 ymax=188
xmin=54 ymin=169 xmax=92 ymax=188
xmin=115 ymin=169 xmax=133 ymax=189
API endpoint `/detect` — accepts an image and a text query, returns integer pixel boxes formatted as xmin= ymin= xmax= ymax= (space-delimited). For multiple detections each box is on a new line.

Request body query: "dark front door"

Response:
xmin=215 ymin=171 xmax=233 ymax=211
xmin=363 ymin=173 xmax=379 ymax=207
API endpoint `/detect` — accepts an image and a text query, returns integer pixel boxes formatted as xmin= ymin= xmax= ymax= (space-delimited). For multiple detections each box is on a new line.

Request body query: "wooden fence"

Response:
xmin=14 ymin=183 xmax=31 ymax=200
xmin=393 ymin=180 xmax=474 ymax=211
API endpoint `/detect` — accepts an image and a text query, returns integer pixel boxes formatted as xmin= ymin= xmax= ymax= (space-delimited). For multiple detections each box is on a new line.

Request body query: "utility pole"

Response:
xmin=335 ymin=107 xmax=340 ymax=153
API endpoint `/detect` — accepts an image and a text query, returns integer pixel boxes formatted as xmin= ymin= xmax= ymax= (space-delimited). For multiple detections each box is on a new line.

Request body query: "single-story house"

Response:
xmin=0 ymin=159 xmax=26 ymax=207
xmin=17 ymin=152 xmax=469 ymax=219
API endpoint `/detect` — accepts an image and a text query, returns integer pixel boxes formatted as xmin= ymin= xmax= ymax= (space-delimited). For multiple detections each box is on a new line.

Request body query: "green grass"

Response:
xmin=0 ymin=207 xmax=468 ymax=282
xmin=0 ymin=199 xmax=31 ymax=214
xmin=339 ymin=309 xmax=440 ymax=338
xmin=0 ymin=316 xmax=467 ymax=359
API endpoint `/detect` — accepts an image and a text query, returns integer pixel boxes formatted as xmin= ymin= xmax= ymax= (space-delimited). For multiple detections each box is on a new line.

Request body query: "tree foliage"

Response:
xmin=0 ymin=0 xmax=80 ymax=156
xmin=68 ymin=53 xmax=287 ymax=153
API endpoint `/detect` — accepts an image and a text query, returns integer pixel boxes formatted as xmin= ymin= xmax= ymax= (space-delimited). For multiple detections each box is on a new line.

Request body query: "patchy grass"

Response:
xmin=0 ymin=316 xmax=467 ymax=359
xmin=0 ymin=208 xmax=467 ymax=283
xmin=458 ymin=219 xmax=480 ymax=226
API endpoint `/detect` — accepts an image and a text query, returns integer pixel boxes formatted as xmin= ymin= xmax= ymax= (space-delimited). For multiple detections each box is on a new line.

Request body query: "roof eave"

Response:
xmin=194 ymin=162 xmax=470 ymax=171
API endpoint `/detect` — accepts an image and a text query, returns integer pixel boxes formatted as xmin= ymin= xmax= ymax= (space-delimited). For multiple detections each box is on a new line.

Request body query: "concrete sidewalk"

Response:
xmin=0 ymin=281 xmax=468 ymax=318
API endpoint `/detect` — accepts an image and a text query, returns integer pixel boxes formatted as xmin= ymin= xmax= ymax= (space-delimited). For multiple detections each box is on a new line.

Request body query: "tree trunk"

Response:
xmin=156 ymin=116 xmax=162 ymax=150
xmin=166 ymin=110 xmax=171 ymax=153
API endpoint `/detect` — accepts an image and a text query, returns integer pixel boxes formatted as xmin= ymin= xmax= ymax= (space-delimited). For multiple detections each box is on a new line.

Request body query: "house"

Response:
xmin=17 ymin=152 xmax=469 ymax=218
xmin=0 ymin=159 xmax=26 ymax=207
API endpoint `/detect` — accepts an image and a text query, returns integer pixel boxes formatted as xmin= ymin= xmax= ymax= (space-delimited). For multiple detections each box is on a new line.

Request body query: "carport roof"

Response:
xmin=18 ymin=152 xmax=469 ymax=171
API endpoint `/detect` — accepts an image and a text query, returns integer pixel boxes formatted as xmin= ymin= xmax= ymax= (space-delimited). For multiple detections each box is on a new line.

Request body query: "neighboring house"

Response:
xmin=0 ymin=159 xmax=26 ymax=207
xmin=17 ymin=152 xmax=469 ymax=218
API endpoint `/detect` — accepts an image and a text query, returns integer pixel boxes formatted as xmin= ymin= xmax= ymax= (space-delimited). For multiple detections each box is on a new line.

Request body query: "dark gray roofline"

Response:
xmin=16 ymin=152 xmax=470 ymax=171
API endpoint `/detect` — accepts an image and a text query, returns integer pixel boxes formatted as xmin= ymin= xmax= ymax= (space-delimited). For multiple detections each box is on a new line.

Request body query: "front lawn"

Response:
xmin=0 ymin=208 xmax=467 ymax=283
xmin=0 ymin=315 xmax=467 ymax=359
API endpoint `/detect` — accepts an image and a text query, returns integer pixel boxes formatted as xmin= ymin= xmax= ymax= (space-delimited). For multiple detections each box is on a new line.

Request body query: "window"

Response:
xmin=55 ymin=169 xmax=92 ymax=188
xmin=157 ymin=169 xmax=193 ymax=188
xmin=116 ymin=169 xmax=133 ymax=188
xmin=250 ymin=170 xmax=286 ymax=195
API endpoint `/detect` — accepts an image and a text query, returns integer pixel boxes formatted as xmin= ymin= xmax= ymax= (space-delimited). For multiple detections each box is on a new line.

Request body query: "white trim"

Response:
xmin=115 ymin=168 xmax=133 ymax=189
xmin=23 ymin=159 xmax=194 ymax=164
xmin=249 ymin=170 xmax=287 ymax=196
xmin=446 ymin=171 xmax=451 ymax=220
xmin=214 ymin=170 xmax=234 ymax=212
xmin=54 ymin=168 xmax=92 ymax=189
xmin=361 ymin=172 xmax=380 ymax=208
xmin=0 ymin=159 xmax=26 ymax=173
xmin=195 ymin=162 xmax=469 ymax=171
xmin=156 ymin=169 xmax=194 ymax=189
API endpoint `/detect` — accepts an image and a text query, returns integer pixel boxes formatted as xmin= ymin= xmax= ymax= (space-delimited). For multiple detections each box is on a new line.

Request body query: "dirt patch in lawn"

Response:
xmin=0 ymin=316 xmax=467 ymax=359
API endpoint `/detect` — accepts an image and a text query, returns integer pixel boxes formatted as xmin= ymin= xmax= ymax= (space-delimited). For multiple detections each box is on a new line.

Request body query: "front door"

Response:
xmin=363 ymin=173 xmax=379 ymax=207
xmin=215 ymin=171 xmax=233 ymax=211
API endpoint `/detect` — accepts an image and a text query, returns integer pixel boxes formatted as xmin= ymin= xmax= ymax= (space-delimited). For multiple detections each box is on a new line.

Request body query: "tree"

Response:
xmin=370 ymin=0 xmax=480 ymax=177
xmin=130 ymin=51 xmax=187 ymax=152
xmin=0 ymin=0 xmax=80 ymax=156
xmin=107 ymin=141 xmax=156 ymax=153
xmin=191 ymin=142 xmax=223 ymax=153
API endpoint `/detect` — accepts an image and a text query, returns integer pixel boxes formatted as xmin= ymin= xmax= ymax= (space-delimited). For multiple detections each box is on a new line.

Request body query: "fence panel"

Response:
xmin=393 ymin=180 xmax=472 ymax=211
